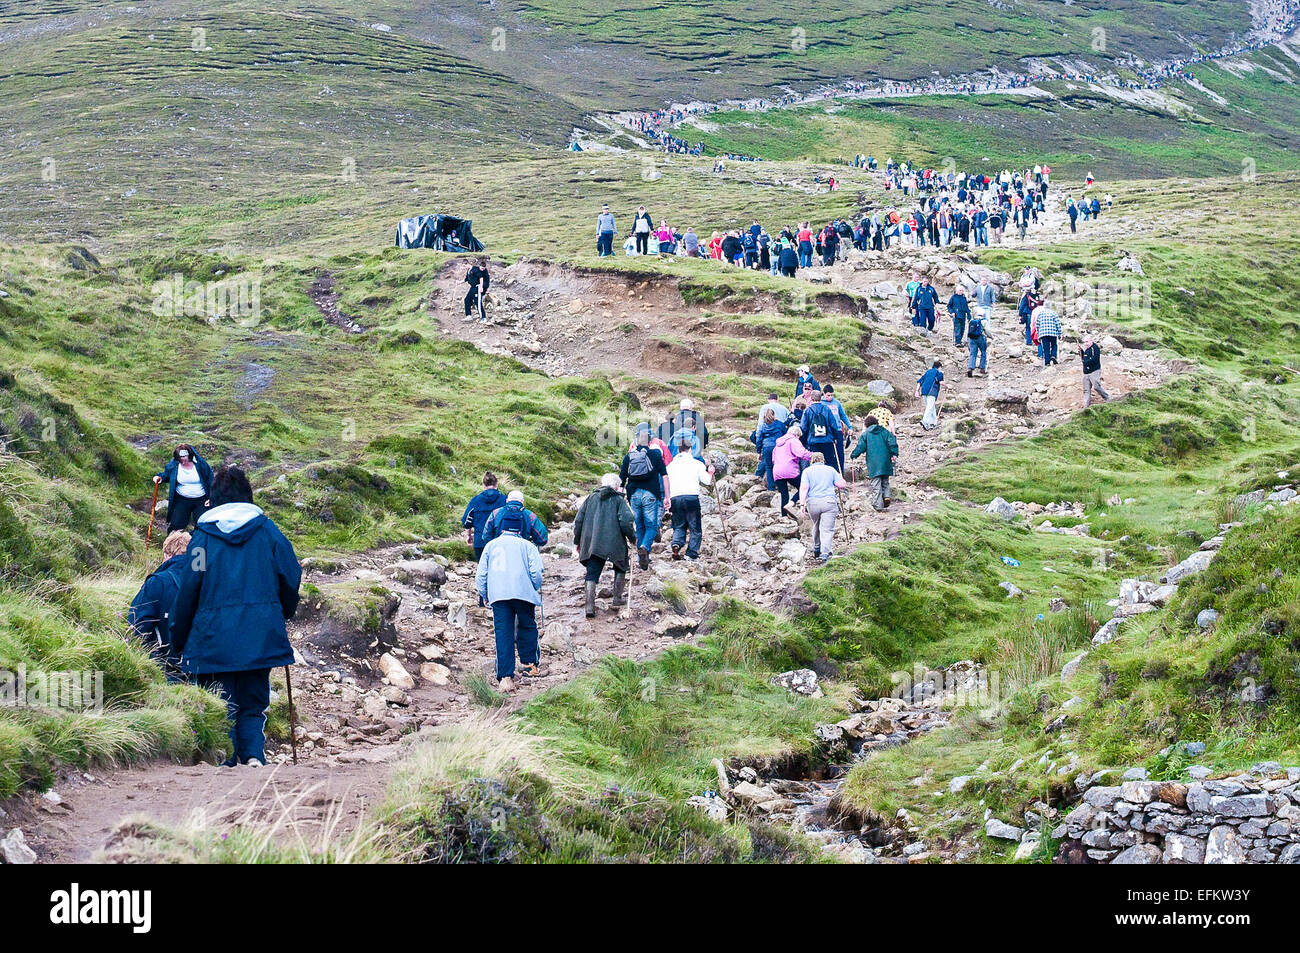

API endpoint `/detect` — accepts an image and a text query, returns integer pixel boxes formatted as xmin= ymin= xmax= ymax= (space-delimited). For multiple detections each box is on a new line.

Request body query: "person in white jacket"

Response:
xmin=476 ymin=522 xmax=544 ymax=692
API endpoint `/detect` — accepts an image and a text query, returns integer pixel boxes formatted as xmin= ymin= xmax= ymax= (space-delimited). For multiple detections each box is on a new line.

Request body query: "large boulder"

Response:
xmin=985 ymin=497 xmax=1018 ymax=520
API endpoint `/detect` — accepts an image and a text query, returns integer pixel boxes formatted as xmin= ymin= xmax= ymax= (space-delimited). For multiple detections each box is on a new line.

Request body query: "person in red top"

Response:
xmin=796 ymin=223 xmax=814 ymax=267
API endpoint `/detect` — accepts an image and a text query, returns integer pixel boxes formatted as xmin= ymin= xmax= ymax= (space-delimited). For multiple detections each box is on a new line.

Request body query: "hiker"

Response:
xmin=1079 ymin=335 xmax=1111 ymax=407
xmin=154 ymin=444 xmax=213 ymax=533
xmin=462 ymin=472 xmax=506 ymax=559
xmin=778 ymin=238 xmax=799 ymax=277
xmin=170 ymin=466 xmax=301 ymax=767
xmin=973 ymin=275 xmax=997 ymax=313
xmin=757 ymin=392 xmax=790 ymax=434
xmin=772 ymin=424 xmax=812 ymax=515
xmin=127 ymin=530 xmax=191 ymax=682
xmin=800 ymin=390 xmax=842 ymax=472
xmin=574 ymin=473 xmax=636 ymax=617
xmin=464 ymin=258 xmax=490 ymax=320
xmin=665 ymin=433 xmax=714 ymax=560
xmin=596 ymin=204 xmax=617 ymax=257
xmin=850 ymin=416 xmax=899 ymax=511
xmin=667 ymin=397 xmax=709 ymax=451
xmin=476 ymin=508 xmax=545 ymax=694
xmin=483 ymin=490 xmax=549 ymax=547
xmin=683 ymin=227 xmax=700 ymax=257
xmin=947 ymin=284 xmax=971 ymax=345
xmin=1018 ymin=286 xmax=1042 ymax=349
xmin=917 ymin=360 xmax=944 ymax=431
xmin=822 ymin=384 xmax=853 ymax=472
xmin=1035 ymin=302 xmax=1062 ymax=366
xmin=800 ymin=452 xmax=847 ymax=563
xmin=797 ymin=222 xmax=814 ymax=267
xmin=755 ymin=408 xmax=786 ymax=489
xmin=966 ymin=307 xmax=989 ymax=377
xmin=910 ymin=276 xmax=940 ymax=331
xmin=633 ymin=206 xmax=654 ymax=255
xmin=620 ymin=428 xmax=669 ymax=570
xmin=1067 ymin=199 xmax=1078 ymax=233
xmin=794 ymin=364 xmax=820 ymax=401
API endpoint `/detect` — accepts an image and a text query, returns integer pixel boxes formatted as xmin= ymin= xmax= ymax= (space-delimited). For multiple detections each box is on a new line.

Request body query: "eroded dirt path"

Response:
xmin=6 ymin=190 xmax=1177 ymax=863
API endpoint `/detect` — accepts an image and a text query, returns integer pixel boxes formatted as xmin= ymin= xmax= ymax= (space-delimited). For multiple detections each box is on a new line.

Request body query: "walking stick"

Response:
xmin=709 ymin=482 xmax=732 ymax=547
xmin=284 ymin=665 xmax=299 ymax=765
xmin=145 ymin=480 xmax=160 ymax=548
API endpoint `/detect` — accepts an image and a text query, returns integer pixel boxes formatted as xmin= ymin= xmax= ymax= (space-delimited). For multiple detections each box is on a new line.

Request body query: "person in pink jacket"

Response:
xmin=771 ymin=424 xmax=813 ymax=516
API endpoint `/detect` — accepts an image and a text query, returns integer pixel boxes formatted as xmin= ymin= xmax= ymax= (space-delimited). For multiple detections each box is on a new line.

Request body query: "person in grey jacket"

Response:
xmin=973 ymin=276 xmax=997 ymax=311
xmin=476 ymin=521 xmax=545 ymax=693
xmin=596 ymin=204 xmax=617 ymax=257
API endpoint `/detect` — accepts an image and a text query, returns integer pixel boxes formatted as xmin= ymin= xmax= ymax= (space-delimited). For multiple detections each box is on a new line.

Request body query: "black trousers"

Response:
xmin=167 ymin=493 xmax=208 ymax=532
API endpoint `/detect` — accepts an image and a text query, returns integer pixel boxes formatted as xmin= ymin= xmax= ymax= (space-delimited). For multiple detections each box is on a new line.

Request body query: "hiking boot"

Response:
xmin=517 ymin=662 xmax=548 ymax=679
xmin=637 ymin=546 xmax=650 ymax=570
xmin=498 ymin=677 xmax=517 ymax=694
xmin=671 ymin=544 xmax=683 ymax=561
xmin=611 ymin=571 xmax=628 ymax=608
xmin=584 ymin=581 xmax=597 ymax=618
xmin=966 ymin=369 xmax=973 ymax=377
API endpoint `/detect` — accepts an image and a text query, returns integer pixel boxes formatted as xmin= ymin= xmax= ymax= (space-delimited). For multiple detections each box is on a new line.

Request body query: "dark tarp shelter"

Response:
xmin=394 ymin=214 xmax=484 ymax=252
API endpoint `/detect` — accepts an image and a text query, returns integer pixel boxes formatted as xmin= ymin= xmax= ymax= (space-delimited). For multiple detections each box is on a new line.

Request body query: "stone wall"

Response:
xmin=1055 ymin=764 xmax=1300 ymax=864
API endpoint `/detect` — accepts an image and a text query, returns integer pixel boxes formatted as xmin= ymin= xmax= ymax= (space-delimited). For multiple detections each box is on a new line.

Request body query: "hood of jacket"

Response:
xmin=196 ymin=502 xmax=267 ymax=544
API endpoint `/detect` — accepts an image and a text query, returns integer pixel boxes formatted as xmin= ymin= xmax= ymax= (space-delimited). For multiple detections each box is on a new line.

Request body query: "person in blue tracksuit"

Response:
xmin=461 ymin=472 xmax=506 ymax=559
xmin=483 ymin=491 xmax=549 ymax=548
xmin=170 ymin=466 xmax=302 ymax=767
xmin=153 ymin=444 xmax=214 ymax=532
xmin=127 ymin=530 xmax=192 ymax=682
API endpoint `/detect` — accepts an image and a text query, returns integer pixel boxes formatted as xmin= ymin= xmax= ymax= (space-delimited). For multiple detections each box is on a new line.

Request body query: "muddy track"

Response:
xmin=4 ymin=190 xmax=1178 ymax=863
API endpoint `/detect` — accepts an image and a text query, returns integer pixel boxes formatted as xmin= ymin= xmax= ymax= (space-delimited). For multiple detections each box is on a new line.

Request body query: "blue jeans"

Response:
xmin=629 ymin=489 xmax=663 ymax=551
xmin=799 ymin=245 xmax=812 ymax=267
xmin=597 ymin=232 xmax=614 ymax=256
xmin=1041 ymin=335 xmax=1058 ymax=365
xmin=953 ymin=314 xmax=966 ymax=344
xmin=198 ymin=668 xmax=271 ymax=765
xmin=492 ymin=599 xmax=539 ymax=679
xmin=1022 ymin=320 xmax=1033 ymax=345
xmin=670 ymin=495 xmax=703 ymax=558
xmin=968 ymin=336 xmax=987 ymax=370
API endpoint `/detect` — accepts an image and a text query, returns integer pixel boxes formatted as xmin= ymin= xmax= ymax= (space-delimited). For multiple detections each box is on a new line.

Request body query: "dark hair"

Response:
xmin=865 ymin=416 xmax=879 ymax=427
xmin=209 ymin=465 xmax=253 ymax=507
xmin=173 ymin=444 xmax=196 ymax=462
xmin=932 ymin=360 xmax=941 ymax=368
xmin=822 ymin=384 xmax=834 ymax=395
xmin=483 ymin=471 xmax=498 ymax=487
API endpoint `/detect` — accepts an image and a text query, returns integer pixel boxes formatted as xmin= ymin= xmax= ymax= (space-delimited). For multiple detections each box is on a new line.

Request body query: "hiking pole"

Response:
xmin=145 ymin=480 xmax=160 ymax=548
xmin=710 ymin=483 xmax=732 ymax=547
xmin=284 ymin=665 xmax=299 ymax=765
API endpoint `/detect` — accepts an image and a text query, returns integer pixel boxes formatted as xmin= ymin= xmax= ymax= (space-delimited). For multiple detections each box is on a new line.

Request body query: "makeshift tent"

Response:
xmin=569 ymin=141 xmax=584 ymax=152
xmin=394 ymin=214 xmax=483 ymax=252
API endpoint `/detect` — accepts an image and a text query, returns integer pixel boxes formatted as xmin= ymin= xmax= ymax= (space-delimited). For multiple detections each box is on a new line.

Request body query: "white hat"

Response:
xmin=507 ymin=490 xmax=524 ymax=504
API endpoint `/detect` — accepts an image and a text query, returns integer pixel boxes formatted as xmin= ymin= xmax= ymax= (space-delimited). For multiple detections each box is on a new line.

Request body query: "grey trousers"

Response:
xmin=869 ymin=475 xmax=890 ymax=511
xmin=808 ymin=499 xmax=838 ymax=556
xmin=1083 ymin=370 xmax=1111 ymax=407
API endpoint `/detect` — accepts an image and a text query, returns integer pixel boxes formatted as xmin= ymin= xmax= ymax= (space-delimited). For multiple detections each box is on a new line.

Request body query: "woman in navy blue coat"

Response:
xmin=153 ymin=444 xmax=214 ymax=532
xmin=171 ymin=466 xmax=301 ymax=766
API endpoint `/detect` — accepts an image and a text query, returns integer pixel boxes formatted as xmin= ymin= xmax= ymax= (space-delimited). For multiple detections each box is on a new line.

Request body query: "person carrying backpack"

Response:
xmin=574 ymin=473 xmax=636 ymax=617
xmin=966 ymin=307 xmax=989 ymax=377
xmin=127 ymin=530 xmax=192 ymax=682
xmin=633 ymin=206 xmax=653 ymax=255
xmin=484 ymin=491 xmax=549 ymax=547
xmin=801 ymin=391 xmax=843 ymax=472
xmin=620 ymin=429 xmax=669 ymax=569
xmin=850 ymin=415 xmax=899 ymax=511
xmin=461 ymin=472 xmax=506 ymax=559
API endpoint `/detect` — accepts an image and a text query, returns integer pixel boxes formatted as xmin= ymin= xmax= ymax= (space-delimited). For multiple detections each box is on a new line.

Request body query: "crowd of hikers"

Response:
xmin=593 ymin=159 xmax=1077 ymax=268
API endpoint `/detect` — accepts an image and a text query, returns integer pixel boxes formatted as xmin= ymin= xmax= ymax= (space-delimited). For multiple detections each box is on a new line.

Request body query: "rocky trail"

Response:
xmin=2 ymin=193 xmax=1179 ymax=864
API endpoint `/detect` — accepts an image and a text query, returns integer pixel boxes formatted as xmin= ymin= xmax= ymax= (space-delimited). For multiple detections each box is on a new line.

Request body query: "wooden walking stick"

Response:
xmin=284 ymin=665 xmax=299 ymax=765
xmin=709 ymin=482 xmax=732 ymax=547
xmin=145 ymin=480 xmax=160 ymax=548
